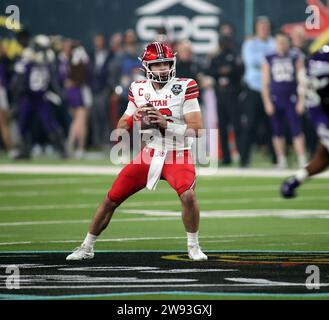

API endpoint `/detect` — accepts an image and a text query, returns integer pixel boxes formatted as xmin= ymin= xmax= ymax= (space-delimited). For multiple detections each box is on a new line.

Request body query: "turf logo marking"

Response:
xmin=1 ymin=252 xmax=329 ymax=297
xmin=161 ymin=253 xmax=329 ymax=265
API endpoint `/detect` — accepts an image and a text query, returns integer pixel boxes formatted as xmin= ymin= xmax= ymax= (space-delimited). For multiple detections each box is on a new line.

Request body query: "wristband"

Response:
xmin=127 ymin=115 xmax=133 ymax=128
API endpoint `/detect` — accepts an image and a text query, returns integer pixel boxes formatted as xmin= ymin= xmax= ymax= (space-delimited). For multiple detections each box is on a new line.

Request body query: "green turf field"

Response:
xmin=0 ymin=170 xmax=328 ymax=300
xmin=0 ymin=173 xmax=328 ymax=251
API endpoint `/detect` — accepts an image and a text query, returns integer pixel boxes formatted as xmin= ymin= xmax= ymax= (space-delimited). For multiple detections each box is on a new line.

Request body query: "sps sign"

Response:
xmin=135 ymin=0 xmax=221 ymax=55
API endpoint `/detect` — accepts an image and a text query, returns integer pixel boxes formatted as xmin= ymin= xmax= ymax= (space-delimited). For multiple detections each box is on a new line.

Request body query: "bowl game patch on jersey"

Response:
xmin=171 ymin=84 xmax=183 ymax=96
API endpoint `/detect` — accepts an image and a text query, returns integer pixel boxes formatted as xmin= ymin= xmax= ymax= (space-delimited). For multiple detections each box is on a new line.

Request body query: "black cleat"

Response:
xmin=280 ymin=176 xmax=300 ymax=199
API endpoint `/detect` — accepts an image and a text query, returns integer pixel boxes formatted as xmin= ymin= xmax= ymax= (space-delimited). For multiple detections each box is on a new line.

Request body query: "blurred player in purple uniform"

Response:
xmin=281 ymin=44 xmax=329 ymax=198
xmin=12 ymin=35 xmax=67 ymax=159
xmin=262 ymin=32 xmax=307 ymax=169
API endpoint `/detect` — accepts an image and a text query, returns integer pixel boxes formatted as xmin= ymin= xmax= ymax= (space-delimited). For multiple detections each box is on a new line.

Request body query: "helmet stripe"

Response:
xmin=153 ymin=42 xmax=160 ymax=57
xmin=154 ymin=42 xmax=164 ymax=59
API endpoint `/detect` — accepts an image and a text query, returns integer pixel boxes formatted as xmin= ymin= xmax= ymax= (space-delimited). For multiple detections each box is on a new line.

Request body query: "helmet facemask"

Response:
xmin=142 ymin=58 xmax=176 ymax=83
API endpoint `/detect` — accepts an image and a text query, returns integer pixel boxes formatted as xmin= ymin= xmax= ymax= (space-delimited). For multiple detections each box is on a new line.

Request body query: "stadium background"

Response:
xmin=0 ymin=0 xmax=310 ymax=52
xmin=0 ymin=0 xmax=326 ymax=163
xmin=0 ymin=0 xmax=329 ymax=301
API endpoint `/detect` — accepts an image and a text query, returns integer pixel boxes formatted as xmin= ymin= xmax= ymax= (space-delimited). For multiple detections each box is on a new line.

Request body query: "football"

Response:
xmin=140 ymin=106 xmax=159 ymax=131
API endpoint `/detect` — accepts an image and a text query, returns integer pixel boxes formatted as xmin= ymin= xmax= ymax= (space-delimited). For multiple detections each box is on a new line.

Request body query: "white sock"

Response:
xmin=187 ymin=231 xmax=199 ymax=248
xmin=298 ymin=155 xmax=307 ymax=168
xmin=295 ymin=168 xmax=309 ymax=183
xmin=277 ymin=156 xmax=287 ymax=168
xmin=82 ymin=233 xmax=98 ymax=248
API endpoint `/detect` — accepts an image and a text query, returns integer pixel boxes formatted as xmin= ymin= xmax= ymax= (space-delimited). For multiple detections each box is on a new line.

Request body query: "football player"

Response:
xmin=281 ymin=45 xmax=329 ymax=198
xmin=12 ymin=35 xmax=67 ymax=159
xmin=67 ymin=42 xmax=208 ymax=261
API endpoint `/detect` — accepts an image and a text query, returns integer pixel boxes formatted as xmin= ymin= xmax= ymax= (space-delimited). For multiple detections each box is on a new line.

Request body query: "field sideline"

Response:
xmin=0 ymin=164 xmax=328 ymax=300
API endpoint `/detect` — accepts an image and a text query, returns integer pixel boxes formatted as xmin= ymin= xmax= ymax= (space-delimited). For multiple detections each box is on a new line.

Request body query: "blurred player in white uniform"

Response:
xmin=67 ymin=42 xmax=207 ymax=261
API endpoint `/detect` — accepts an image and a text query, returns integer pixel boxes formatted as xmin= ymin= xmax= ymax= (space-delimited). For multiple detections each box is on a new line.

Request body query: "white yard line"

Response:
xmin=197 ymin=167 xmax=329 ymax=178
xmin=1 ymin=209 xmax=329 ymax=229
xmin=121 ymin=196 xmax=329 ymax=207
xmin=0 ymin=229 xmax=328 ymax=247
xmin=81 ymin=183 xmax=329 ymax=195
xmin=0 ymin=190 xmax=79 ymax=197
xmin=0 ymin=200 xmax=329 ymax=215
xmin=1 ymin=164 xmax=329 ymax=178
xmin=0 ymin=234 xmax=268 ymax=246
xmin=0 ymin=177 xmax=104 ymax=186
xmin=1 ymin=197 xmax=328 ymax=213
xmin=0 ymin=204 xmax=96 ymax=211
xmin=0 ymin=182 xmax=328 ymax=198
xmin=263 ymin=243 xmax=309 ymax=247
xmin=0 ymin=165 xmax=121 ymax=176
xmin=0 ymin=217 xmax=180 ymax=227
xmin=0 ymin=241 xmax=32 ymax=246
xmin=122 ymin=209 xmax=329 ymax=218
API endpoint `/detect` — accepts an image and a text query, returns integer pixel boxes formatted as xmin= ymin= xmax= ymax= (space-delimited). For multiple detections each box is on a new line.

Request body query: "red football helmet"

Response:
xmin=140 ymin=42 xmax=176 ymax=83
